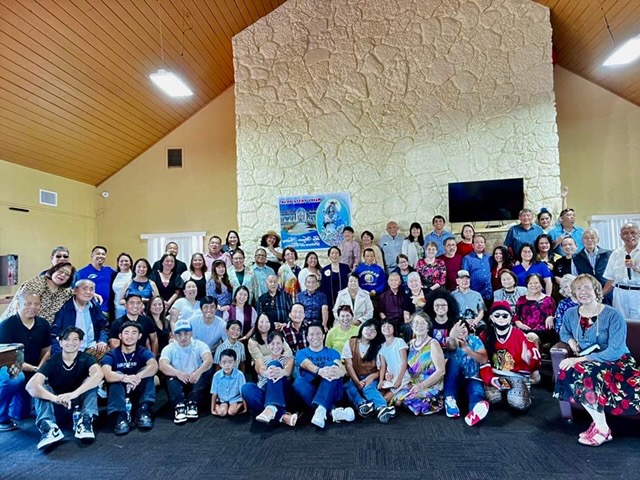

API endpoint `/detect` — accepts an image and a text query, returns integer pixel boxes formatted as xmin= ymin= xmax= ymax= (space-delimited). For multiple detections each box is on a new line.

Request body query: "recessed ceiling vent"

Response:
xmin=39 ymin=189 xmax=58 ymax=207
xmin=167 ymin=148 xmax=183 ymax=169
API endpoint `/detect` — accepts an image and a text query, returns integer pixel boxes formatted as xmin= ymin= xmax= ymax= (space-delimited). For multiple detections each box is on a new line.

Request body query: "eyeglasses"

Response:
xmin=255 ymin=254 xmax=266 ymax=257
xmin=57 ymin=270 xmax=72 ymax=277
xmin=491 ymin=312 xmax=511 ymax=319
xmin=55 ymin=254 xmax=69 ymax=259
xmin=433 ymin=304 xmax=448 ymax=309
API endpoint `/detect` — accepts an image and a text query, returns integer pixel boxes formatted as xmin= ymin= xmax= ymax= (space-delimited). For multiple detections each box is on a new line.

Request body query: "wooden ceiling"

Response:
xmin=0 ymin=0 xmax=638 ymax=185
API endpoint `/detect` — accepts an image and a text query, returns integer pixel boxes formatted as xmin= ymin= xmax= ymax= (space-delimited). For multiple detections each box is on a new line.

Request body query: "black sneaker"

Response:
xmin=358 ymin=402 xmax=375 ymax=418
xmin=174 ymin=403 xmax=187 ymax=424
xmin=75 ymin=414 xmax=95 ymax=441
xmin=37 ymin=423 xmax=64 ymax=450
xmin=185 ymin=401 xmax=198 ymax=420
xmin=0 ymin=420 xmax=18 ymax=432
xmin=136 ymin=405 xmax=153 ymax=430
xmin=377 ymin=406 xmax=396 ymax=424
xmin=114 ymin=412 xmax=130 ymax=436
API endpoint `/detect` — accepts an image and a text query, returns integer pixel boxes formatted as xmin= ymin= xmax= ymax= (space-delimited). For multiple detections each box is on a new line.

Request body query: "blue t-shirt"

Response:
xmin=210 ymin=368 xmax=245 ymax=403
xmin=512 ymin=262 xmax=551 ymax=287
xmin=450 ymin=335 xmax=484 ymax=379
xmin=102 ymin=346 xmax=154 ymax=375
xmin=75 ymin=264 xmax=116 ymax=313
xmin=295 ymin=346 xmax=341 ymax=381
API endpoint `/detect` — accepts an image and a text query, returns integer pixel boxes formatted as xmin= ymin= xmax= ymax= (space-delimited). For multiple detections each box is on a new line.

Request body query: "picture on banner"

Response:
xmin=278 ymin=193 xmax=352 ymax=251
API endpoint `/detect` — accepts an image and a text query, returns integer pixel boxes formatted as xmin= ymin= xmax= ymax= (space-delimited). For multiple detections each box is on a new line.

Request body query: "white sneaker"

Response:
xmin=311 ymin=406 xmax=327 ymax=428
xmin=37 ymin=423 xmax=64 ymax=450
xmin=331 ymin=407 xmax=355 ymax=423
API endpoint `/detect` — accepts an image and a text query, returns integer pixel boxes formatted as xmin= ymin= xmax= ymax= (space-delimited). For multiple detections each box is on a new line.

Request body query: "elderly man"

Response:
xmin=252 ymin=248 xmax=276 ymax=299
xmin=603 ymin=223 xmax=640 ymax=320
xmin=0 ymin=291 xmax=51 ymax=431
xmin=281 ymin=303 xmax=310 ymax=354
xmin=379 ymin=221 xmax=404 ymax=274
xmin=257 ymin=274 xmax=292 ymax=329
xmin=204 ymin=236 xmax=232 ymax=270
xmin=503 ymin=209 xmax=544 ymax=256
xmin=297 ymin=275 xmax=329 ymax=328
xmin=424 ymin=215 xmax=455 ymax=257
xmin=50 ymin=280 xmax=109 ymax=360
xmin=452 ymin=270 xmax=486 ymax=333
xmin=75 ymin=246 xmax=116 ymax=319
xmin=152 ymin=242 xmax=188 ymax=275
xmin=549 ymin=208 xmax=585 ymax=255
xmin=40 ymin=246 xmax=70 ymax=275
xmin=573 ymin=228 xmax=611 ymax=294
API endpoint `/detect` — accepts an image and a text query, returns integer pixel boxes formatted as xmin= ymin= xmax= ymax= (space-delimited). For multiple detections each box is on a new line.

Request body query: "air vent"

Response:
xmin=39 ymin=189 xmax=58 ymax=207
xmin=167 ymin=148 xmax=183 ymax=169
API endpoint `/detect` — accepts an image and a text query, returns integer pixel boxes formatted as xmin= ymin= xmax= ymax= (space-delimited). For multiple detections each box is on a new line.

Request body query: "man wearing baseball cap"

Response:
xmin=159 ymin=319 xmax=212 ymax=424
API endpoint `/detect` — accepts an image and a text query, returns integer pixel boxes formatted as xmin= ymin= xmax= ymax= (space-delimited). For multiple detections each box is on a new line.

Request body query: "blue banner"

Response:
xmin=278 ymin=193 xmax=352 ymax=251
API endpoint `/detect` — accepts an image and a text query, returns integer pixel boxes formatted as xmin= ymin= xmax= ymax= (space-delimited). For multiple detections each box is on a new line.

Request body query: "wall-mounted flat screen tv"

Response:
xmin=448 ymin=178 xmax=524 ymax=223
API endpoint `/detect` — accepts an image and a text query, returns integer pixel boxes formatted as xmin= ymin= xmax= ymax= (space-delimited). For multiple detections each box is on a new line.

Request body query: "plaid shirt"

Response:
xmin=281 ymin=321 xmax=309 ymax=354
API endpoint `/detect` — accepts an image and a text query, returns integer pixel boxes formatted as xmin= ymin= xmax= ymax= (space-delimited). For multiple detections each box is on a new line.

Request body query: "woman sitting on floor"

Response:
xmin=554 ymin=274 xmax=640 ymax=447
xmin=247 ymin=314 xmax=293 ymax=367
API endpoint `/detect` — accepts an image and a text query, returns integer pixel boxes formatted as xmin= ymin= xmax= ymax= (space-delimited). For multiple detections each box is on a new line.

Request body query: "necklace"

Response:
xmin=122 ymin=350 xmax=136 ymax=369
xmin=62 ymin=357 xmax=78 ymax=371
xmin=413 ymin=336 xmax=431 ymax=349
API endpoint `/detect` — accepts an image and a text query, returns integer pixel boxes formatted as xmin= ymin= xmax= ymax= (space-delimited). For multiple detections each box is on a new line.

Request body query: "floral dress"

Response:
xmin=393 ymin=338 xmax=444 ymax=415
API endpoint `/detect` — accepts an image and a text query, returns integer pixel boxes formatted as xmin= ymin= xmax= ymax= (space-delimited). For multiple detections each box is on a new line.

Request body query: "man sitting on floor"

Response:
xmin=159 ymin=319 xmax=213 ymax=424
xmin=102 ymin=321 xmax=158 ymax=435
xmin=26 ymin=326 xmax=104 ymax=450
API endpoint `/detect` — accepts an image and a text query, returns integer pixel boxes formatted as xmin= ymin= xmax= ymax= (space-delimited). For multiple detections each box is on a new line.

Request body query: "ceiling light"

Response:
xmin=149 ymin=69 xmax=193 ymax=97
xmin=603 ymin=35 xmax=640 ymax=66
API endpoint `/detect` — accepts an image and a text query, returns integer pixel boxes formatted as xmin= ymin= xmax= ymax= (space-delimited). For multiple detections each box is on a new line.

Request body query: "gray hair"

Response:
xmin=17 ymin=290 xmax=40 ymax=307
xmin=582 ymin=227 xmax=599 ymax=239
xmin=73 ymin=279 xmax=95 ymax=290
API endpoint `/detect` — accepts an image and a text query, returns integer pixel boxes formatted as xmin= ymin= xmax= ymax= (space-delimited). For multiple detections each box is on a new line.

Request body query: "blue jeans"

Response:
xmin=0 ymin=369 xmax=31 ymax=422
xmin=34 ymin=385 xmax=98 ymax=431
xmin=107 ymin=377 xmax=156 ymax=415
xmin=242 ymin=376 xmax=290 ymax=422
xmin=292 ymin=375 xmax=343 ymax=411
xmin=444 ymin=357 xmax=485 ymax=409
xmin=344 ymin=377 xmax=387 ymax=410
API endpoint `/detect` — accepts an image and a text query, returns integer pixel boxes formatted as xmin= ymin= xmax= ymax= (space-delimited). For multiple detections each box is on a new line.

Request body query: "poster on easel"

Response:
xmin=278 ymin=193 xmax=352 ymax=251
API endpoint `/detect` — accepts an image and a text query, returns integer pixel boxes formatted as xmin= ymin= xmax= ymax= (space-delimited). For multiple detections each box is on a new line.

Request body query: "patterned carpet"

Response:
xmin=1 ymin=382 xmax=639 ymax=480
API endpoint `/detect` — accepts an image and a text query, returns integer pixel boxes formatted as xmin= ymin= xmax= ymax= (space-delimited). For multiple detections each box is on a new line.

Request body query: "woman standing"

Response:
xmin=401 ymin=222 xmax=425 ymax=268
xmin=393 ymin=313 xmax=445 ymax=415
xmin=512 ymin=243 xmax=553 ymax=295
xmin=456 ymin=224 xmax=475 ymax=257
xmin=223 ymin=230 xmax=241 ymax=255
xmin=278 ymin=247 xmax=301 ymax=302
xmin=320 ymin=246 xmax=351 ymax=326
xmin=360 ymin=231 xmax=384 ymax=267
xmin=534 ymin=234 xmax=555 ymax=272
xmin=119 ymin=258 xmax=159 ymax=307
xmin=227 ymin=248 xmax=257 ymax=303
xmin=149 ymin=254 xmax=183 ymax=310
xmin=180 ymin=253 xmax=210 ymax=300
xmin=206 ymin=260 xmax=233 ymax=315
xmin=111 ymin=253 xmax=133 ymax=320
xmin=260 ymin=230 xmax=283 ymax=272
xmin=298 ymin=252 xmax=322 ymax=293
xmin=555 ymin=274 xmax=640 ymax=446
xmin=228 ymin=286 xmax=257 ymax=342
xmin=490 ymin=246 xmax=512 ymax=292
xmin=553 ymin=237 xmax=578 ymax=284
xmin=414 ymin=242 xmax=446 ymax=292
xmin=537 ymin=208 xmax=554 ymax=234
xmin=338 ymin=226 xmax=360 ymax=271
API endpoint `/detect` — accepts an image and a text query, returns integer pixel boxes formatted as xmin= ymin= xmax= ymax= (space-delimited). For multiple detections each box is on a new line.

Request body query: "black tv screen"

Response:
xmin=448 ymin=178 xmax=524 ymax=223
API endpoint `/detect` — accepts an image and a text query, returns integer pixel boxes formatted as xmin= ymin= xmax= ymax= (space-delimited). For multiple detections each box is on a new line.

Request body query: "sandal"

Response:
xmin=579 ymin=423 xmax=596 ymax=440
xmin=256 ymin=408 xmax=276 ymax=424
xmin=280 ymin=412 xmax=298 ymax=427
xmin=578 ymin=427 xmax=612 ymax=447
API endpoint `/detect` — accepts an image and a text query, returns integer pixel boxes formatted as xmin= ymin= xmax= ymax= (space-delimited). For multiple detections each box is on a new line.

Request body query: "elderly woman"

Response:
xmin=278 ymin=247 xmax=301 ymax=303
xmin=555 ymin=274 xmax=578 ymax=334
xmin=401 ymin=222 xmax=425 ymax=268
xmin=402 ymin=272 xmax=429 ymax=324
xmin=242 ymin=331 xmax=297 ymax=427
xmin=342 ymin=320 xmax=395 ymax=423
xmin=392 ymin=313 xmax=445 ymax=415
xmin=415 ymin=242 xmax=446 ymax=292
xmin=260 ymin=230 xmax=283 ymax=272
xmin=493 ymin=270 xmax=527 ymax=314
xmin=513 ymin=273 xmax=557 ymax=348
xmin=512 ymin=243 xmax=553 ymax=295
xmin=1 ymin=262 xmax=76 ymax=324
xmin=332 ymin=274 xmax=374 ymax=325
xmin=554 ymin=274 xmax=640 ymax=446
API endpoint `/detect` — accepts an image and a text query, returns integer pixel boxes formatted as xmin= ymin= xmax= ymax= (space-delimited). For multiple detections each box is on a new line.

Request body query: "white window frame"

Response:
xmin=588 ymin=214 xmax=640 ymax=250
xmin=140 ymin=231 xmax=207 ymax=266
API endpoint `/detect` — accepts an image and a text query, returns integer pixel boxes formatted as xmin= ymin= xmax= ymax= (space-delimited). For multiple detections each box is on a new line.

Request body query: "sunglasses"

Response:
xmin=55 ymin=254 xmax=69 ymax=259
xmin=491 ymin=312 xmax=511 ymax=319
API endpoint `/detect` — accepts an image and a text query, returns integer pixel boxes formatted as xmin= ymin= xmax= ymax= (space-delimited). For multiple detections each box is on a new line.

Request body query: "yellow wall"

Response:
xmin=96 ymin=86 xmax=238 ymax=261
xmin=555 ymin=66 xmax=640 ymax=225
xmin=0 ymin=160 xmax=97 ymax=302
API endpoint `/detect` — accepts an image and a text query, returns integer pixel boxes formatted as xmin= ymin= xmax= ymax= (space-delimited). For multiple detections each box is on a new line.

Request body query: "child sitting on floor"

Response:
xmin=211 ymin=349 xmax=247 ymax=417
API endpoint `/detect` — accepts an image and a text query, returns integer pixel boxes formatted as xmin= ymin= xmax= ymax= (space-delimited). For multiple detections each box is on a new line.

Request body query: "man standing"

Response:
xmin=603 ymin=222 xmax=640 ymax=320
xmin=503 ymin=209 xmax=544 ymax=256
xmin=102 ymin=321 xmax=158 ymax=435
xmin=109 ymin=294 xmax=158 ymax=356
xmin=75 ymin=246 xmax=115 ymax=320
xmin=26 ymin=326 xmax=104 ymax=450
xmin=438 ymin=237 xmax=463 ymax=291
xmin=252 ymin=248 xmax=276 ymax=299
xmin=451 ymin=270 xmax=486 ymax=333
xmin=424 ymin=216 xmax=455 ymax=257
xmin=204 ymin=236 xmax=232 ymax=270
xmin=297 ymin=275 xmax=329 ymax=328
xmin=152 ymin=242 xmax=188 ymax=275
xmin=159 ymin=319 xmax=213 ymax=423
xmin=353 ymin=249 xmax=387 ymax=298
xmin=281 ymin=303 xmax=310 ymax=354
xmin=40 ymin=246 xmax=70 ymax=275
xmin=293 ymin=324 xmax=354 ymax=429
xmin=549 ymin=208 xmax=585 ymax=255
xmin=0 ymin=292 xmax=51 ymax=431
xmin=51 ymin=280 xmax=109 ymax=360
xmin=257 ymin=275 xmax=292 ymax=329
xmin=379 ymin=221 xmax=404 ymax=274
xmin=461 ymin=235 xmax=493 ymax=301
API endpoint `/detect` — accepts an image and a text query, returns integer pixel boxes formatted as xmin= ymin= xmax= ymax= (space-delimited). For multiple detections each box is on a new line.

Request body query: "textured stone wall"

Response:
xmin=233 ymin=0 xmax=560 ymax=250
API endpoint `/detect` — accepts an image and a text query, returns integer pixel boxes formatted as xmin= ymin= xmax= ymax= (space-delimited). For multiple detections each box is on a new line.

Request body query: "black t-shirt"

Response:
xmin=110 ymin=315 xmax=155 ymax=349
xmin=39 ymin=352 xmax=97 ymax=394
xmin=151 ymin=259 xmax=188 ymax=276
xmin=101 ymin=346 xmax=155 ymax=375
xmin=0 ymin=314 xmax=51 ymax=366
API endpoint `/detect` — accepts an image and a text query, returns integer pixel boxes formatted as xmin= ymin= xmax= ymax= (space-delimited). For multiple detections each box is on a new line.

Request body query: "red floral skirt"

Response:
xmin=553 ymin=354 xmax=640 ymax=415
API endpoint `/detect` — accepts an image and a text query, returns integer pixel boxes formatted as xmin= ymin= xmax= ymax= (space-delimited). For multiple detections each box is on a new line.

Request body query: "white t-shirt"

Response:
xmin=341 ymin=340 xmax=370 ymax=360
xmin=172 ymin=298 xmax=201 ymax=321
xmin=377 ymin=337 xmax=410 ymax=388
xmin=160 ymin=339 xmax=210 ymax=372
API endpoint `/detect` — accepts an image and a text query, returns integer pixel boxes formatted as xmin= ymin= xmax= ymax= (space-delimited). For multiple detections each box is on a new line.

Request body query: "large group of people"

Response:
xmin=0 ymin=210 xmax=639 ymax=451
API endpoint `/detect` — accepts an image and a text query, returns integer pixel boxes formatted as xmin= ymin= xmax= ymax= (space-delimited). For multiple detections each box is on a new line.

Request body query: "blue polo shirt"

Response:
xmin=549 ymin=225 xmax=585 ymax=255
xmin=210 ymin=368 xmax=245 ymax=403
xmin=503 ymin=224 xmax=543 ymax=256
xmin=424 ymin=230 xmax=455 ymax=256
xmin=75 ymin=264 xmax=115 ymax=313
xmin=297 ymin=289 xmax=329 ymax=323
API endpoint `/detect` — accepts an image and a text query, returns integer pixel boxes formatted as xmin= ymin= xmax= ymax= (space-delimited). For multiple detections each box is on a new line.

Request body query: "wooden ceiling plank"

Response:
xmin=188 ymin=0 xmax=235 ymax=66
xmin=2 ymin=57 xmax=159 ymax=148
xmin=201 ymin=0 xmax=237 ymax=36
xmin=7 ymin=0 xmax=198 ymax=121
xmin=0 ymin=148 xmax=104 ymax=184
xmin=0 ymin=22 xmax=177 ymax=135
xmin=213 ymin=0 xmax=244 ymax=32
xmin=552 ymin=1 xmax=592 ymax=30
xmin=238 ymin=0 xmax=263 ymax=24
xmin=229 ymin=0 xmax=255 ymax=27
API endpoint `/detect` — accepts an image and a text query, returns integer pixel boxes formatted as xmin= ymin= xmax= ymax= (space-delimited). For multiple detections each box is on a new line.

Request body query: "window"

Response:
xmin=140 ymin=231 xmax=207 ymax=265
xmin=589 ymin=215 xmax=640 ymax=250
